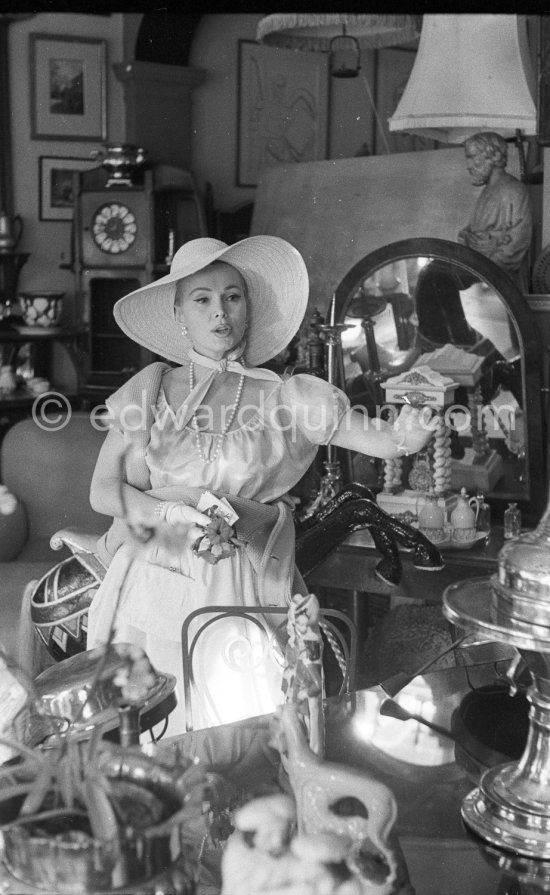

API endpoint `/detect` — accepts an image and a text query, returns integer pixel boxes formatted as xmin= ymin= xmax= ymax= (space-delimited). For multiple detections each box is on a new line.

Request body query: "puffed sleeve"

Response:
xmin=280 ymin=374 xmax=350 ymax=445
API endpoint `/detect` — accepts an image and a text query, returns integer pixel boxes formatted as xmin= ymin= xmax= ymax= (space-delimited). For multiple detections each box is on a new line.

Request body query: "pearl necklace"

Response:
xmin=189 ymin=362 xmax=246 ymax=464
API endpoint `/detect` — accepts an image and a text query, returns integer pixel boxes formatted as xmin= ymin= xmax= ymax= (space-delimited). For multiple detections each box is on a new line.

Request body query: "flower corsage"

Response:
xmin=192 ymin=507 xmax=245 ymax=565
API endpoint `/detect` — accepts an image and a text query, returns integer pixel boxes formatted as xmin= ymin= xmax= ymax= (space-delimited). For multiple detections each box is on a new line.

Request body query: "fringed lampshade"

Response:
xmin=389 ymin=14 xmax=537 ymax=143
xmin=256 ymin=14 xmax=419 ymax=52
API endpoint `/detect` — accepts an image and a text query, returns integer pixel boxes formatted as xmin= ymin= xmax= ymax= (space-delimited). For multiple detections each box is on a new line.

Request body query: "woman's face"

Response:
xmin=176 ymin=261 xmax=248 ymax=360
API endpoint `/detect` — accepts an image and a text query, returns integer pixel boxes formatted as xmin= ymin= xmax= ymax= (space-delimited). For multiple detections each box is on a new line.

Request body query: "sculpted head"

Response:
xmin=463 ymin=132 xmax=508 ymax=186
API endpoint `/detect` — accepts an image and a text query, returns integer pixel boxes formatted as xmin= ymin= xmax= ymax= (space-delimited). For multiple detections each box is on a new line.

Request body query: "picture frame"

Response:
xmin=236 ymin=40 xmax=328 ymax=188
xmin=39 ymin=156 xmax=99 ymax=221
xmin=374 ymin=48 xmax=439 ymax=155
xmin=30 ymin=33 xmax=107 ymax=141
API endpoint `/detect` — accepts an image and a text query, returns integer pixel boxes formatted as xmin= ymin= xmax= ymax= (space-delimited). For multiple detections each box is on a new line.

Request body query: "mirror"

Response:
xmin=334 ymin=238 xmax=546 ymax=524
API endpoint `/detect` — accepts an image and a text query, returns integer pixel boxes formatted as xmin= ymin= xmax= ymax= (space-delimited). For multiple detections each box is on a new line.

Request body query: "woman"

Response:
xmin=87 ymin=236 xmax=436 ymax=734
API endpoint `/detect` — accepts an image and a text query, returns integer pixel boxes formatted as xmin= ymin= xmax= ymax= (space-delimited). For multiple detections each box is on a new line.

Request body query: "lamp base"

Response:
xmin=462 ymin=762 xmax=550 ymax=859
xmin=451 ymin=448 xmax=503 ymax=493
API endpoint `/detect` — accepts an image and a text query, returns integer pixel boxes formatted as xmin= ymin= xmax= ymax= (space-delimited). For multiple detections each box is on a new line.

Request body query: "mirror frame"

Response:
xmin=334 ymin=237 xmax=547 ymax=525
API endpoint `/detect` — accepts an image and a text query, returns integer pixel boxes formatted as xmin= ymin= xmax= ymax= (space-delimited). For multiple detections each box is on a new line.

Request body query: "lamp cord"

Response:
xmin=360 ymin=70 xmax=392 ymax=155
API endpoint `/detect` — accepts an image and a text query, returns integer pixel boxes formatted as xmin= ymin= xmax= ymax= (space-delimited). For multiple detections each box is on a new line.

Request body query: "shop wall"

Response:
xmin=189 ymin=13 xmax=375 ymax=212
xmin=8 ymin=13 xmax=138 ymax=320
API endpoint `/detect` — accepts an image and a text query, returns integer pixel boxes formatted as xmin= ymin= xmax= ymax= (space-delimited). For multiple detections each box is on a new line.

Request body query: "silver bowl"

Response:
xmin=31 ymin=643 xmax=176 ymax=744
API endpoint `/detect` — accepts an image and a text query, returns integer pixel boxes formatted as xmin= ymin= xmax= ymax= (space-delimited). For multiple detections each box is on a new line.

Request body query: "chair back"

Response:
xmin=181 ymin=604 xmax=357 ymax=732
xmin=1 ymin=412 xmax=107 ymax=541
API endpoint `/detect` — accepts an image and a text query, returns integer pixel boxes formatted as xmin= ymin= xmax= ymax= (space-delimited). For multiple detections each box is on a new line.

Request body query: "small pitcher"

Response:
xmin=450 ymin=488 xmax=477 ymax=542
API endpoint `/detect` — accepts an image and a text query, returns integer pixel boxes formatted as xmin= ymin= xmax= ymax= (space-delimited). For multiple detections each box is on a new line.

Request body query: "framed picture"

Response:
xmin=30 ymin=33 xmax=107 ymax=141
xmin=39 ymin=156 xmax=99 ymax=221
xmin=237 ymin=40 xmax=328 ymax=188
xmin=374 ymin=48 xmax=439 ymax=155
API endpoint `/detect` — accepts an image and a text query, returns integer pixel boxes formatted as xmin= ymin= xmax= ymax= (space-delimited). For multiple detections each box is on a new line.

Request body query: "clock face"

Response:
xmin=91 ymin=203 xmax=138 ymax=254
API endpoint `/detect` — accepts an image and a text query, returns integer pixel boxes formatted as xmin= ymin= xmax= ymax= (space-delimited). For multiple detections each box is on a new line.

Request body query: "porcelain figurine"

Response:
xmin=269 ymin=703 xmax=414 ymax=894
xmin=221 ymin=793 xmax=364 ymax=894
xmin=282 ymin=592 xmax=325 ymax=757
xmin=221 ymin=787 xmax=414 ymax=895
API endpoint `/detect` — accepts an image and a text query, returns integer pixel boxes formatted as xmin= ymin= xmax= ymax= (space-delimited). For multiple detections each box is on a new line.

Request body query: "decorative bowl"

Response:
xmin=19 ymin=291 xmax=64 ymax=328
xmin=31 ymin=643 xmax=176 ymax=743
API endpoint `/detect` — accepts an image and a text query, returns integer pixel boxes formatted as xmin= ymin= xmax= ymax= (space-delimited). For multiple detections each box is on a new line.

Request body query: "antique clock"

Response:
xmin=73 ymin=166 xmax=207 ymax=394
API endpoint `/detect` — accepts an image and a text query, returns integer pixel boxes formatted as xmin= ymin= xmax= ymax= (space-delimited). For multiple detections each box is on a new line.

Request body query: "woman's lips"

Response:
xmin=213 ymin=325 xmax=231 ymax=336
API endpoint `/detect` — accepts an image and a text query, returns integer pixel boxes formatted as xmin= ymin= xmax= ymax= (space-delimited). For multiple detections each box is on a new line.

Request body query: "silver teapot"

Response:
xmin=0 ymin=212 xmax=23 ymax=253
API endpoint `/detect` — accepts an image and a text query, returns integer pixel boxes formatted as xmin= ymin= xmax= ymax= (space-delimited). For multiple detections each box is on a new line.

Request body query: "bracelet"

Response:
xmin=153 ymin=500 xmax=168 ymax=520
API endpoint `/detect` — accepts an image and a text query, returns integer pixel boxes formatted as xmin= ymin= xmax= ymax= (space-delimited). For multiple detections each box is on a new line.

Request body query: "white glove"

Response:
xmin=155 ymin=501 xmax=211 ymax=550
xmin=159 ymin=501 xmax=209 ymax=527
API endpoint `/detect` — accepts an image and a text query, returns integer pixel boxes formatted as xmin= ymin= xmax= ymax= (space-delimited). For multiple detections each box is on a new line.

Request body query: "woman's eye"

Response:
xmin=225 ymin=293 xmax=241 ymax=302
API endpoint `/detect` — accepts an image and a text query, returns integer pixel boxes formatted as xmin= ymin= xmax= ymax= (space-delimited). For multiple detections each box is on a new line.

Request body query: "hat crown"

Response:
xmin=171 ymin=238 xmax=229 ymax=275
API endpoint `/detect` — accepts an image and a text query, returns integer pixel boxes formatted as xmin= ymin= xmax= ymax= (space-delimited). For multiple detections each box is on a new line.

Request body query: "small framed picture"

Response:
xmin=39 ymin=156 xmax=99 ymax=221
xmin=30 ymin=33 xmax=107 ymax=141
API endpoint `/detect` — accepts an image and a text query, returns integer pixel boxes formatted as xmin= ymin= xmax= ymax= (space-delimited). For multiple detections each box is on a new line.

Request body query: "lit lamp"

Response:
xmin=388 ymin=14 xmax=537 ymax=144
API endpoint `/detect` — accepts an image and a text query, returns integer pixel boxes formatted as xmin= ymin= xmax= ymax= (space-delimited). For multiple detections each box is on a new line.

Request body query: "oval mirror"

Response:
xmin=334 ymin=238 xmax=546 ymax=524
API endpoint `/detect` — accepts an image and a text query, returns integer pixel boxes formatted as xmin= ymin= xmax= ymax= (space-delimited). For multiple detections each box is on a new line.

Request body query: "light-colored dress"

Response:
xmin=87 ymin=370 xmax=348 ymax=734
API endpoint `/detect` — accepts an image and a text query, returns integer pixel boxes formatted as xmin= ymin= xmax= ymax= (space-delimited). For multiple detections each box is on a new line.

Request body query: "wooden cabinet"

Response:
xmin=73 ymin=165 xmax=206 ymax=394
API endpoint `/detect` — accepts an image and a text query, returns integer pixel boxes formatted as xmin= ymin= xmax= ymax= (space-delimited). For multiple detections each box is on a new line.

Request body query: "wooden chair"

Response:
xmin=180 ymin=605 xmax=357 ymax=732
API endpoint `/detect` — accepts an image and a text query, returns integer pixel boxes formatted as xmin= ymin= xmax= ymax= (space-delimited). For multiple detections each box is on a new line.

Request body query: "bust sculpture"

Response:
xmin=457 ymin=131 xmax=533 ymax=290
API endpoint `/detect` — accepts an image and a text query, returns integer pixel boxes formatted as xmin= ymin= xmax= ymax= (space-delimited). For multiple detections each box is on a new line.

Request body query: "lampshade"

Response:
xmin=256 ymin=14 xmax=419 ymax=51
xmin=389 ymin=14 xmax=537 ymax=143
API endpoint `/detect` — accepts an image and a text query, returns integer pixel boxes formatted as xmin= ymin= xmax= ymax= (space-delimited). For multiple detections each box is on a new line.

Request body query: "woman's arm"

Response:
xmin=90 ymin=428 xmax=211 ymax=537
xmin=89 ymin=428 xmax=159 ymax=521
xmin=330 ymin=404 xmax=438 ymax=459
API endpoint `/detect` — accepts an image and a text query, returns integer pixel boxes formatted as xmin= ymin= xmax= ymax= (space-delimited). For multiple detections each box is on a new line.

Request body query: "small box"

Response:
xmin=382 ymin=365 xmax=458 ymax=408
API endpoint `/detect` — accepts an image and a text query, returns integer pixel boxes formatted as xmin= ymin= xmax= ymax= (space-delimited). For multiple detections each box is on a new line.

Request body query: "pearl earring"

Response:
xmin=181 ymin=324 xmax=188 ymax=337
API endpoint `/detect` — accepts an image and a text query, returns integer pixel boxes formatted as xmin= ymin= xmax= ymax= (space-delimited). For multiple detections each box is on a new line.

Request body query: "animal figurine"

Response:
xmin=221 ymin=792 xmax=400 ymax=895
xmin=269 ymin=703 xmax=414 ymax=895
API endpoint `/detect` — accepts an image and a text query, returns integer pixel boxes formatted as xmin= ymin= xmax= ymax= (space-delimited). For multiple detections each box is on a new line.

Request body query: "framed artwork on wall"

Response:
xmin=30 ymin=34 xmax=107 ymax=141
xmin=39 ymin=156 xmax=99 ymax=221
xmin=237 ymin=40 xmax=328 ymax=188
xmin=374 ymin=47 xmax=439 ymax=155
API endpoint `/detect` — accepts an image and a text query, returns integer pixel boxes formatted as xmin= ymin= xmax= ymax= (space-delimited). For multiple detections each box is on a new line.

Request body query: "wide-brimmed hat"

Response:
xmin=113 ymin=236 xmax=309 ymax=366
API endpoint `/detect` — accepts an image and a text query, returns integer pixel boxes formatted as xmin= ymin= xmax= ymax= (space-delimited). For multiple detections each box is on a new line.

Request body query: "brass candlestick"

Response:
xmin=301 ymin=296 xmax=353 ymax=520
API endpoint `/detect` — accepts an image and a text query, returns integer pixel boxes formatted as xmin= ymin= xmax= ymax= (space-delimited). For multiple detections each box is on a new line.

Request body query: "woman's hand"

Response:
xmin=160 ymin=502 xmax=211 ymax=547
xmin=390 ymin=404 xmax=439 ymax=456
